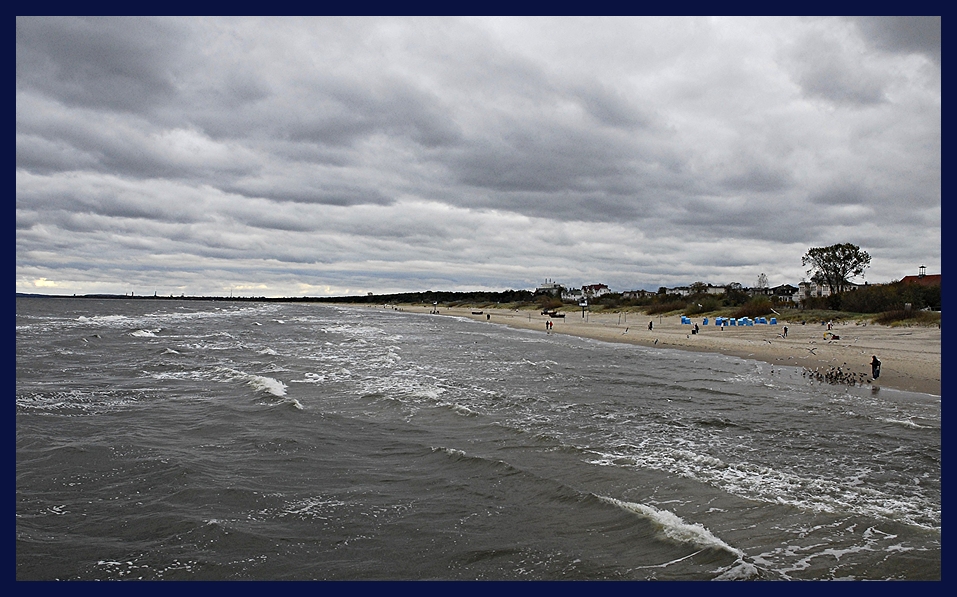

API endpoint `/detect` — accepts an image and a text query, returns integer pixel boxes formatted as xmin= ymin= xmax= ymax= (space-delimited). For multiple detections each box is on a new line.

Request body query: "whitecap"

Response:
xmin=879 ymin=417 xmax=928 ymax=429
xmin=246 ymin=374 xmax=287 ymax=397
xmin=597 ymin=495 xmax=743 ymax=557
xmin=219 ymin=367 xmax=288 ymax=397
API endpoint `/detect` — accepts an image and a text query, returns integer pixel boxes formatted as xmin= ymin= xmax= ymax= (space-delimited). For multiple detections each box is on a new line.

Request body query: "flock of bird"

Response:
xmin=803 ymin=363 xmax=873 ymax=386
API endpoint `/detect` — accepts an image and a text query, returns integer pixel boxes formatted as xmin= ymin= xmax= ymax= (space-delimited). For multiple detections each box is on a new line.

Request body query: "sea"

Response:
xmin=15 ymin=297 xmax=941 ymax=581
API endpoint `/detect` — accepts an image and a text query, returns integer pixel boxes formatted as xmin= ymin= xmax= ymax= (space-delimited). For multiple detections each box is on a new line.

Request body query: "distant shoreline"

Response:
xmin=370 ymin=304 xmax=942 ymax=397
xmin=17 ymin=294 xmax=940 ymax=396
xmin=15 ymin=293 xmax=350 ymax=302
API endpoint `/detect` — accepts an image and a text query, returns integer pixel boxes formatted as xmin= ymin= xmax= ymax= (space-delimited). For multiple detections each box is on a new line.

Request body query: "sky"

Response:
xmin=16 ymin=16 xmax=940 ymax=297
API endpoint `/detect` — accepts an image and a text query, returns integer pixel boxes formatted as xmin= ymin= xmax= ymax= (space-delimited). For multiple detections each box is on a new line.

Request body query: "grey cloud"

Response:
xmin=852 ymin=16 xmax=941 ymax=64
xmin=16 ymin=17 xmax=187 ymax=113
xmin=224 ymin=181 xmax=394 ymax=207
xmin=785 ymin=31 xmax=887 ymax=106
xmin=17 ymin=176 xmax=205 ymax=225
xmin=668 ymin=198 xmax=817 ymax=245
xmin=16 ymin=133 xmax=101 ymax=174
xmin=224 ymin=212 xmax=318 ymax=233
xmin=14 ymin=18 xmax=940 ymax=295
xmin=471 ymin=191 xmax=647 ymax=223
xmin=188 ymin=65 xmax=462 ymax=153
xmin=720 ymin=167 xmax=791 ymax=194
xmin=17 ymin=96 xmax=258 ymax=182
xmin=442 ymin=121 xmax=682 ymax=204
xmin=799 ymin=66 xmax=885 ymax=105
xmin=810 ymin=185 xmax=866 ymax=206
xmin=216 ymin=70 xmax=273 ymax=110
xmin=569 ymin=84 xmax=654 ymax=129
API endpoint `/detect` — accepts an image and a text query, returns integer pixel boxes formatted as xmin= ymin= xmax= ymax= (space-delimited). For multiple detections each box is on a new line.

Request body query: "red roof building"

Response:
xmin=900 ymin=266 xmax=940 ymax=287
xmin=900 ymin=274 xmax=941 ymax=287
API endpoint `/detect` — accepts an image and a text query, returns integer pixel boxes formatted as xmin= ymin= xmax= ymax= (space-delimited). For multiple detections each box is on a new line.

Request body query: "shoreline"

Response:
xmin=372 ymin=305 xmax=941 ymax=396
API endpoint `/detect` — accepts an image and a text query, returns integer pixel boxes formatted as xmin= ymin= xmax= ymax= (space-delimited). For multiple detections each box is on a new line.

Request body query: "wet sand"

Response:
xmin=384 ymin=305 xmax=941 ymax=396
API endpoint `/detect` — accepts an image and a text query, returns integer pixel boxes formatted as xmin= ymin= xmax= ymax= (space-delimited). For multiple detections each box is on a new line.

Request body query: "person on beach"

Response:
xmin=871 ymin=356 xmax=881 ymax=380
xmin=648 ymin=321 xmax=653 ymax=331
xmin=783 ymin=326 xmax=788 ymax=338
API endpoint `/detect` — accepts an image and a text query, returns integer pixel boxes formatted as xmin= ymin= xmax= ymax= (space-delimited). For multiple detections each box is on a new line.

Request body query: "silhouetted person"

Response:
xmin=871 ymin=356 xmax=881 ymax=380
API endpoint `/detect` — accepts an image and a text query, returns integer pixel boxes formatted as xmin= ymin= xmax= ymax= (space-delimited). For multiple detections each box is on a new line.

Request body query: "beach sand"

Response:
xmin=384 ymin=305 xmax=941 ymax=396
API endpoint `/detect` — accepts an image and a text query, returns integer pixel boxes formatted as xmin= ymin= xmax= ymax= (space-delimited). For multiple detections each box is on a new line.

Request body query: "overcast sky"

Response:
xmin=16 ymin=16 xmax=940 ymax=297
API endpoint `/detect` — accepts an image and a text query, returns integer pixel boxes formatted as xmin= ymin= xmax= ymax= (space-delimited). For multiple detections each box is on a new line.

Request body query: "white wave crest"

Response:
xmin=246 ymin=374 xmax=287 ymax=397
xmin=879 ymin=417 xmax=929 ymax=429
xmin=590 ymin=444 xmax=940 ymax=531
xmin=598 ymin=495 xmax=743 ymax=557
xmin=219 ymin=367 xmax=288 ymax=397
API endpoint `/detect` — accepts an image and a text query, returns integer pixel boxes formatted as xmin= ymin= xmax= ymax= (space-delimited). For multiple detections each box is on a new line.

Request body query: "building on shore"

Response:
xmin=771 ymin=284 xmax=799 ymax=303
xmin=535 ymin=279 xmax=564 ymax=296
xmin=900 ymin=265 xmax=941 ymax=287
xmin=562 ymin=288 xmax=583 ymax=302
xmin=582 ymin=283 xmax=610 ymax=298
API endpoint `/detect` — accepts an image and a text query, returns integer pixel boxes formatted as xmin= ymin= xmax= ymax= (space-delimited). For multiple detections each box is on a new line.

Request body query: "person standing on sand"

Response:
xmin=648 ymin=321 xmax=653 ymax=331
xmin=871 ymin=356 xmax=881 ymax=380
xmin=783 ymin=325 xmax=788 ymax=338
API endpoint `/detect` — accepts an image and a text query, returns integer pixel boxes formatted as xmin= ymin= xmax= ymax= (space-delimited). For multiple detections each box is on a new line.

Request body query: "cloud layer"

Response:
xmin=16 ymin=16 xmax=940 ymax=296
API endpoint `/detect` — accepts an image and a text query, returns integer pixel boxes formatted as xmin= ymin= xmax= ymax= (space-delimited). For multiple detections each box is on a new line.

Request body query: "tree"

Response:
xmin=723 ymin=282 xmax=749 ymax=306
xmin=801 ymin=243 xmax=871 ymax=295
xmin=756 ymin=273 xmax=768 ymax=289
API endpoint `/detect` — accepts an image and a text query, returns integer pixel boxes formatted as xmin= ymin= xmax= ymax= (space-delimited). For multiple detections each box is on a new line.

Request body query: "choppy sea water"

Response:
xmin=16 ymin=297 xmax=940 ymax=580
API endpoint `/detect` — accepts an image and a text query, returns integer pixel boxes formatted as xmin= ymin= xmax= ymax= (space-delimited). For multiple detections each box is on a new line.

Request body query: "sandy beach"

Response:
xmin=382 ymin=305 xmax=941 ymax=396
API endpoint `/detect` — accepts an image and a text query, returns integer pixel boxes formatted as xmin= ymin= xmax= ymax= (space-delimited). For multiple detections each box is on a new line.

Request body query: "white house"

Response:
xmin=797 ymin=279 xmax=858 ymax=302
xmin=562 ymin=288 xmax=584 ymax=302
xmin=582 ymin=283 xmax=610 ymax=298
xmin=535 ymin=279 xmax=564 ymax=296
